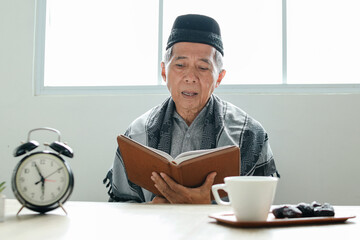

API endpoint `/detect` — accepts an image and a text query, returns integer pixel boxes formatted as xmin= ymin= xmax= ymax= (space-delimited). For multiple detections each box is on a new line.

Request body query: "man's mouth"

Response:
xmin=182 ymin=91 xmax=198 ymax=97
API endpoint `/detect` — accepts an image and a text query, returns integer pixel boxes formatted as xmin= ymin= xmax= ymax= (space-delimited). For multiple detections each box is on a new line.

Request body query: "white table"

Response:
xmin=0 ymin=199 xmax=358 ymax=240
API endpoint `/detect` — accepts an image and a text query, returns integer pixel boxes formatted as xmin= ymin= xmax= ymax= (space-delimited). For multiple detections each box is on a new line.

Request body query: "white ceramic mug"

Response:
xmin=212 ymin=176 xmax=278 ymax=222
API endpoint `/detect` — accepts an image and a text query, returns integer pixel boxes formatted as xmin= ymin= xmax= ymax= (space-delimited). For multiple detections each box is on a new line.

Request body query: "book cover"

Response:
xmin=117 ymin=135 xmax=240 ymax=198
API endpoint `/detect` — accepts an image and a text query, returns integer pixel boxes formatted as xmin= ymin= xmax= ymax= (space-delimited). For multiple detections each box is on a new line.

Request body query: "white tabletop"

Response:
xmin=0 ymin=199 xmax=358 ymax=240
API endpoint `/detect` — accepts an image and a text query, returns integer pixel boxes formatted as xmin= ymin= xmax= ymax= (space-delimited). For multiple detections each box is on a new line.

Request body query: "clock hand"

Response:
xmin=41 ymin=181 xmax=45 ymax=197
xmin=45 ymin=179 xmax=56 ymax=182
xmin=44 ymin=167 xmax=63 ymax=179
xmin=34 ymin=163 xmax=46 ymax=186
xmin=35 ymin=167 xmax=63 ymax=185
xmin=34 ymin=162 xmax=45 ymax=179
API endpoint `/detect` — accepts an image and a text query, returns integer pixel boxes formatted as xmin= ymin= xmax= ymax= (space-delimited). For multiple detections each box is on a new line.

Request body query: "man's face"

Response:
xmin=161 ymin=42 xmax=225 ymax=116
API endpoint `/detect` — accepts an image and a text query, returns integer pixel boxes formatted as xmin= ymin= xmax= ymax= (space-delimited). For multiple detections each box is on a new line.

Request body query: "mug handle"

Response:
xmin=212 ymin=184 xmax=230 ymax=206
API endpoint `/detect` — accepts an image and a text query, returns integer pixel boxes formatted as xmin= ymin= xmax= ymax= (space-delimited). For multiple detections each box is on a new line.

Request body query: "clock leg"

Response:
xmin=59 ymin=202 xmax=68 ymax=215
xmin=16 ymin=205 xmax=25 ymax=216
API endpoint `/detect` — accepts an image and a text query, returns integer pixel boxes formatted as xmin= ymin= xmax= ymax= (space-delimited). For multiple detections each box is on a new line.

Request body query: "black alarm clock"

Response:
xmin=12 ymin=127 xmax=74 ymax=214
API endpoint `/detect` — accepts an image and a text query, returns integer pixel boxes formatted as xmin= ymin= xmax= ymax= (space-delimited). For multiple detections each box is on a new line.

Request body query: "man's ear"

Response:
xmin=161 ymin=62 xmax=166 ymax=83
xmin=215 ymin=69 xmax=226 ymax=88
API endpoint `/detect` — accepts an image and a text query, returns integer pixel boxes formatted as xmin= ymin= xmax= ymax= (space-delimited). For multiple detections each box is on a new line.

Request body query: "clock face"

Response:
xmin=13 ymin=152 xmax=73 ymax=209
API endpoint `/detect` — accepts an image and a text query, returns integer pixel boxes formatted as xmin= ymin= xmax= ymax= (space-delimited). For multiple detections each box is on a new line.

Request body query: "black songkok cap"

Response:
xmin=166 ymin=14 xmax=224 ymax=56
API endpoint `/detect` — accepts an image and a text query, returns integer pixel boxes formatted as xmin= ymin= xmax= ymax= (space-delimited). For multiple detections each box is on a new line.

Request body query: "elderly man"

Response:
xmin=104 ymin=14 xmax=279 ymax=204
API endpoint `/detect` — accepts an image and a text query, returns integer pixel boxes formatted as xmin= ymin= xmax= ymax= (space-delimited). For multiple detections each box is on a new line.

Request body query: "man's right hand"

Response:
xmin=150 ymin=196 xmax=170 ymax=204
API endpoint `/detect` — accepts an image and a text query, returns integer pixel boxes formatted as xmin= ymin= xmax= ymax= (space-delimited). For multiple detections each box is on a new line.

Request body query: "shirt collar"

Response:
xmin=173 ymin=98 xmax=212 ymax=127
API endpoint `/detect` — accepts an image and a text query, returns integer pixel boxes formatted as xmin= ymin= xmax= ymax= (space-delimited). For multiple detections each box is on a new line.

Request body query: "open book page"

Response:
xmin=174 ymin=145 xmax=233 ymax=164
xmin=146 ymin=145 xmax=234 ymax=165
xmin=146 ymin=146 xmax=174 ymax=161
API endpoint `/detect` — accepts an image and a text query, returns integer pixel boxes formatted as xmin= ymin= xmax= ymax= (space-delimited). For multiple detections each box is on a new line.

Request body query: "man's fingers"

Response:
xmin=151 ymin=171 xmax=216 ymax=204
xmin=152 ymin=172 xmax=188 ymax=203
xmin=159 ymin=172 xmax=185 ymax=191
xmin=202 ymin=172 xmax=217 ymax=189
xmin=151 ymin=172 xmax=167 ymax=188
xmin=151 ymin=196 xmax=169 ymax=204
xmin=152 ymin=172 xmax=175 ymax=197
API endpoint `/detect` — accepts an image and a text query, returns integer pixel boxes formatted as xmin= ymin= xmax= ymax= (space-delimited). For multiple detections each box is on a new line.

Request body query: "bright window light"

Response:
xmin=38 ymin=0 xmax=360 ymax=91
xmin=163 ymin=0 xmax=282 ymax=85
xmin=44 ymin=0 xmax=159 ymax=86
xmin=287 ymin=0 xmax=360 ymax=84
xmin=42 ymin=0 xmax=282 ymax=87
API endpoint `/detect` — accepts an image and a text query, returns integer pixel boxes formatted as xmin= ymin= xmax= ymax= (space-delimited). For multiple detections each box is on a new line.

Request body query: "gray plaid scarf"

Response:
xmin=146 ymin=95 xmax=224 ymax=153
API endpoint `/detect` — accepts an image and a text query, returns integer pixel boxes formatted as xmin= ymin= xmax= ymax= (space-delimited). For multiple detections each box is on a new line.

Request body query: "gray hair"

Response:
xmin=163 ymin=46 xmax=224 ymax=74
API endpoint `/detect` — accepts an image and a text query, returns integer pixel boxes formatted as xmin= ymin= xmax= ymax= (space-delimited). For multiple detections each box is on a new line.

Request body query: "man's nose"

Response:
xmin=185 ymin=67 xmax=199 ymax=83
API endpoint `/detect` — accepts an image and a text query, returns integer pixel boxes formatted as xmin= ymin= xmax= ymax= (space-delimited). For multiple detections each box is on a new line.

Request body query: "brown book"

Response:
xmin=117 ymin=135 xmax=240 ymax=199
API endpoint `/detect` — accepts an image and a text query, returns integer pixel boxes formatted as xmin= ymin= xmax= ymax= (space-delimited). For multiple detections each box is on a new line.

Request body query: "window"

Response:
xmin=287 ymin=0 xmax=360 ymax=84
xmin=35 ymin=0 xmax=360 ymax=94
xmin=163 ymin=0 xmax=282 ymax=85
xmin=42 ymin=0 xmax=159 ymax=86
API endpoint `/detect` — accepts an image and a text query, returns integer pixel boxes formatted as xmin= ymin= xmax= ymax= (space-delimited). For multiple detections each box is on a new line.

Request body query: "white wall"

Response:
xmin=1 ymin=0 xmax=359 ymax=205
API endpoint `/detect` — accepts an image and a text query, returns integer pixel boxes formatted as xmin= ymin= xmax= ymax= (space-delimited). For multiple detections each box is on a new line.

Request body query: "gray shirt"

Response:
xmin=170 ymin=104 xmax=209 ymax=158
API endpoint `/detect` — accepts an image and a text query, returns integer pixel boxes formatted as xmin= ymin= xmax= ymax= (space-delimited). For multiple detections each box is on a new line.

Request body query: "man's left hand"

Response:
xmin=150 ymin=171 xmax=217 ymax=204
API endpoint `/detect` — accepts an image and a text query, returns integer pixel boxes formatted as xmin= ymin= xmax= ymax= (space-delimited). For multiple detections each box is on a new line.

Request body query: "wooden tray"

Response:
xmin=209 ymin=212 xmax=356 ymax=228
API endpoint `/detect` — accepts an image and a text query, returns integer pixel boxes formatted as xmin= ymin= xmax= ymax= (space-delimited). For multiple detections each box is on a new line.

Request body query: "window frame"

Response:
xmin=34 ymin=0 xmax=360 ymax=96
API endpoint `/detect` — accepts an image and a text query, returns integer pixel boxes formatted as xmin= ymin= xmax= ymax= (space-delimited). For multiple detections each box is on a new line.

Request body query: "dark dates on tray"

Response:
xmin=314 ymin=203 xmax=335 ymax=217
xmin=272 ymin=205 xmax=302 ymax=218
xmin=272 ymin=202 xmax=335 ymax=218
xmin=296 ymin=202 xmax=314 ymax=217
